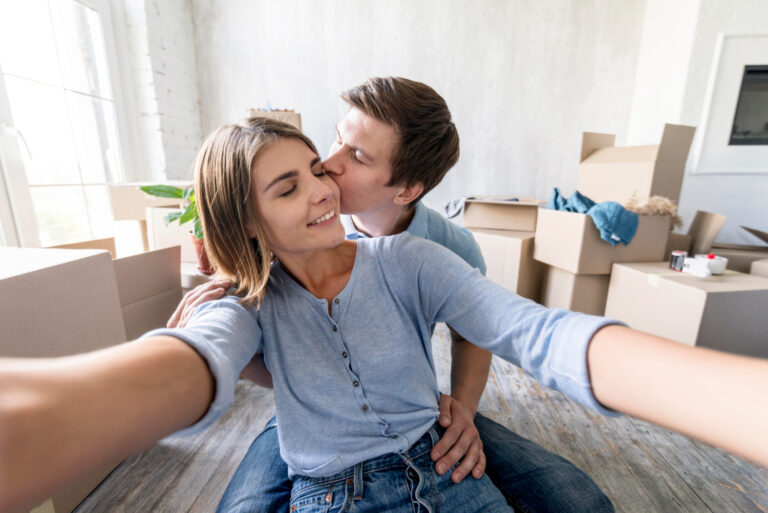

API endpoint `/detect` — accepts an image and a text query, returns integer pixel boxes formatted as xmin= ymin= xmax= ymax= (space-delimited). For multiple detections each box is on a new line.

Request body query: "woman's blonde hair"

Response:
xmin=194 ymin=117 xmax=318 ymax=308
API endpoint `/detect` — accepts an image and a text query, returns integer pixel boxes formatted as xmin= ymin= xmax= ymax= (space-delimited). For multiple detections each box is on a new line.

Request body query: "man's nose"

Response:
xmin=322 ymin=150 xmax=343 ymax=176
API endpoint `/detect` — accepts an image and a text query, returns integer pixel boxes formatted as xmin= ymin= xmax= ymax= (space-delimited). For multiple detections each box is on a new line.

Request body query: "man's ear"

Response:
xmin=393 ymin=182 xmax=425 ymax=206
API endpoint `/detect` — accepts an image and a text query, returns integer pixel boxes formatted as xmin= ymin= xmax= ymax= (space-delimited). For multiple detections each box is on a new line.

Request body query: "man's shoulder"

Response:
xmin=409 ymin=203 xmax=486 ymax=273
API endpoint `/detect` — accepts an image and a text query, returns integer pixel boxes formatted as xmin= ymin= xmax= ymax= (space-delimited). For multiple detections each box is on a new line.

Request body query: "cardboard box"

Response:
xmin=533 ymin=208 xmax=671 ymax=274
xmin=470 ymin=229 xmax=544 ymax=301
xmin=540 ymin=265 xmax=610 ymax=316
xmin=751 ymin=259 xmax=768 ymax=278
xmin=113 ymin=246 xmax=183 ymax=340
xmin=109 ymin=183 xmax=188 ymax=257
xmin=0 ymin=248 xmax=128 ymax=513
xmin=247 ymin=108 xmax=302 ymax=130
xmin=605 ymin=262 xmax=768 ymax=358
xmin=576 ymin=124 xmax=696 ymax=204
xmin=709 ymin=245 xmax=768 ymax=273
xmin=146 ymin=206 xmax=198 ymax=264
xmin=665 ymin=232 xmax=692 ymax=257
xmin=463 ymin=197 xmax=543 ymax=232
xmin=687 ymin=210 xmax=726 ymax=255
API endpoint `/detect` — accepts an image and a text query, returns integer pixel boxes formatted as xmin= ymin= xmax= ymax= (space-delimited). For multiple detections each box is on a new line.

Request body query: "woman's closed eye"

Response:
xmin=279 ymin=184 xmax=297 ymax=197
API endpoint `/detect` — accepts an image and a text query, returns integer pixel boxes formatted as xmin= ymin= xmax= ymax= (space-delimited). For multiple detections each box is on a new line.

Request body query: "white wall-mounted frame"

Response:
xmin=689 ymin=33 xmax=768 ymax=175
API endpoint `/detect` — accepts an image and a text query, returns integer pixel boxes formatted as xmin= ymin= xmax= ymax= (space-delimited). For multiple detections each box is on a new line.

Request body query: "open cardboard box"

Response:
xmin=605 ymin=262 xmax=768 ymax=358
xmin=1 ymin=245 xmax=182 ymax=513
xmin=665 ymin=232 xmax=692 ymax=258
xmin=108 ymin=183 xmax=188 ymax=257
xmin=539 ymin=265 xmax=610 ymax=316
xmin=533 ymin=208 xmax=671 ymax=274
xmin=710 ymin=224 xmax=768 ymax=272
xmin=576 ymin=124 xmax=696 ymax=204
xmin=470 ymin=229 xmax=544 ymax=301
xmin=463 ymin=197 xmax=543 ymax=232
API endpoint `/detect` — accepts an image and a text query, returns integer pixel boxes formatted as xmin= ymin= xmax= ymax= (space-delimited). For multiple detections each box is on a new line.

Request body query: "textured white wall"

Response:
xmin=117 ymin=0 xmax=201 ymax=181
xmin=627 ymin=0 xmax=768 ymax=243
xmin=677 ymin=0 xmax=768 ymax=243
xmin=188 ymin=0 xmax=646 ymax=211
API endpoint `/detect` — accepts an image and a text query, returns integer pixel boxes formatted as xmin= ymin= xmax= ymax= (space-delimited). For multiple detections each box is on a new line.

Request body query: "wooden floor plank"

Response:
xmin=75 ymin=323 xmax=768 ymax=512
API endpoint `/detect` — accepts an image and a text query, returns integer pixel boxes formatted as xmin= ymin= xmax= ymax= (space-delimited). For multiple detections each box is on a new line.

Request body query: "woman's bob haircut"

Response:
xmin=194 ymin=117 xmax=318 ymax=308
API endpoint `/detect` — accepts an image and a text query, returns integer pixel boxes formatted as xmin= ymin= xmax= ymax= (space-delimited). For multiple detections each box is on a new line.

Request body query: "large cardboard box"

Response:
xmin=146 ymin=206 xmax=198 ymax=264
xmin=576 ymin=124 xmax=696 ymax=204
xmin=540 ymin=265 xmax=610 ymax=316
xmin=605 ymin=262 xmax=768 ymax=358
xmin=751 ymin=259 xmax=768 ymax=278
xmin=0 ymin=248 xmax=128 ymax=513
xmin=470 ymin=229 xmax=544 ymax=301
xmin=665 ymin=232 xmax=692 ymax=257
xmin=463 ymin=197 xmax=542 ymax=232
xmin=533 ymin=208 xmax=671 ymax=274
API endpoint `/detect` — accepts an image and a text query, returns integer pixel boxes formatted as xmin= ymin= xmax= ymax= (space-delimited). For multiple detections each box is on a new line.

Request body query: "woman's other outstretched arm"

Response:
xmin=0 ymin=336 xmax=214 ymax=513
xmin=588 ymin=325 xmax=768 ymax=467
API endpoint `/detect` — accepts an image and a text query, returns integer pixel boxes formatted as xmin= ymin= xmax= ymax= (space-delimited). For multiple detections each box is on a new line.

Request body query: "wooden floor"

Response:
xmin=77 ymin=324 xmax=768 ymax=512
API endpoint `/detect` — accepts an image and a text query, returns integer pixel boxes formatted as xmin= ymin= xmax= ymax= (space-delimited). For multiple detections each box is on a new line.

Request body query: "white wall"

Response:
xmin=117 ymin=0 xmax=202 ymax=181
xmin=188 ymin=0 xmax=647 ymax=211
xmin=627 ymin=0 xmax=768 ymax=243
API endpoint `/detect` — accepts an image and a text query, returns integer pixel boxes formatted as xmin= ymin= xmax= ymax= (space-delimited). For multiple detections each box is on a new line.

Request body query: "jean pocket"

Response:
xmin=289 ymin=487 xmax=337 ymax=513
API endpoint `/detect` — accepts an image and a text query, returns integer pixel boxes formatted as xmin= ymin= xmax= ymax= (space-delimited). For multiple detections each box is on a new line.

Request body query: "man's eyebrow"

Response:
xmin=336 ymin=124 xmax=373 ymax=162
xmin=264 ymin=156 xmax=321 ymax=192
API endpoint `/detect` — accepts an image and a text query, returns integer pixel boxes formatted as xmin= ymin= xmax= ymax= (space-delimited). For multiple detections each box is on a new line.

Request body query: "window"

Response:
xmin=729 ymin=65 xmax=768 ymax=146
xmin=0 ymin=0 xmax=130 ymax=247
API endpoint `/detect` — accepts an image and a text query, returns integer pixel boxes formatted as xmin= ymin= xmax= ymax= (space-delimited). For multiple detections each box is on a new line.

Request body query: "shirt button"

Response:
xmin=332 ymin=325 xmax=338 ymax=332
xmin=353 ymin=380 xmax=359 ymax=387
xmin=342 ymin=351 xmax=348 ymax=358
xmin=334 ymin=298 xmax=340 ymax=304
xmin=362 ymin=404 xmax=368 ymax=411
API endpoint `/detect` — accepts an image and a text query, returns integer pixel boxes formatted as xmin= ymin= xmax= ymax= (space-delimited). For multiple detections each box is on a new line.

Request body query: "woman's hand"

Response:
xmin=168 ymin=280 xmax=231 ymax=328
xmin=430 ymin=394 xmax=486 ymax=483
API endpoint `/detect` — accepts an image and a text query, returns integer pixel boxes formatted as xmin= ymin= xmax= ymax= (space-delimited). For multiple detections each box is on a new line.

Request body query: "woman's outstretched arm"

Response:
xmin=588 ymin=325 xmax=768 ymax=466
xmin=0 ymin=336 xmax=214 ymax=513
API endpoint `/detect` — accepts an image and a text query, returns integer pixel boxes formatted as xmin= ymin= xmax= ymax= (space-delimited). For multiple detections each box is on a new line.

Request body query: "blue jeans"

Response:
xmin=217 ymin=414 xmax=614 ymax=512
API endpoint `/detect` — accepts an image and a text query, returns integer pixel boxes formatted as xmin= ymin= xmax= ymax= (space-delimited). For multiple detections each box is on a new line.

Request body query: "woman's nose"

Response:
xmin=312 ymin=175 xmax=334 ymax=204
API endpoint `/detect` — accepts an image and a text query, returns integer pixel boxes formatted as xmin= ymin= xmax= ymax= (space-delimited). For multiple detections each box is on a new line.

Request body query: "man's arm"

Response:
xmin=0 ymin=337 xmax=214 ymax=513
xmin=449 ymin=328 xmax=492 ymax=417
xmin=588 ymin=325 xmax=768 ymax=466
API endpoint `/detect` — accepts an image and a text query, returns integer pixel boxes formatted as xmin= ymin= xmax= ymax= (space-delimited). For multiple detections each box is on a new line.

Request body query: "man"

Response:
xmin=171 ymin=77 xmax=613 ymax=512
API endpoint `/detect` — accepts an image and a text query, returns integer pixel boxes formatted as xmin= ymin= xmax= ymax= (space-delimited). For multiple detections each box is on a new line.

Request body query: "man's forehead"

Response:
xmin=338 ymin=108 xmax=397 ymax=158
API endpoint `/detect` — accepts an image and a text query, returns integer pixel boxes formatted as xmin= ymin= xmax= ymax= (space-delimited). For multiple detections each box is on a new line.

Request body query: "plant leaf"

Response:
xmin=183 ymin=186 xmax=194 ymax=200
xmin=163 ymin=211 xmax=183 ymax=225
xmin=193 ymin=217 xmax=203 ymax=240
xmin=139 ymin=185 xmax=184 ymax=198
xmin=179 ymin=203 xmax=197 ymax=225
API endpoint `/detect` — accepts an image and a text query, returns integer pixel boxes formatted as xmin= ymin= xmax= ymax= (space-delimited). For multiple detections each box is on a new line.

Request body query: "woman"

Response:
xmin=1 ymin=118 xmax=766 ymax=513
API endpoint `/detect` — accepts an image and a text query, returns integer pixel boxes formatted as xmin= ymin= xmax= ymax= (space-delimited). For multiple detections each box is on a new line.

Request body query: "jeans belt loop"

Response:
xmin=353 ymin=461 xmax=364 ymax=499
xmin=428 ymin=424 xmax=440 ymax=447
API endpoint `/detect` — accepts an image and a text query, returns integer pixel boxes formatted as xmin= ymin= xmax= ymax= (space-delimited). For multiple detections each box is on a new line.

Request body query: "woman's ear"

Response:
xmin=393 ymin=182 xmax=425 ymax=206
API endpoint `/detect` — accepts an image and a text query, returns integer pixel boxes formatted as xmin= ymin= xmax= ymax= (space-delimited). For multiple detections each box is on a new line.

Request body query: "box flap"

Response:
xmin=580 ymin=132 xmax=616 ymax=162
xmin=113 ymin=246 xmax=181 ymax=306
xmin=656 ymin=123 xmax=696 ymax=165
xmin=50 ymin=237 xmax=116 ymax=258
xmin=0 ymin=248 xmax=107 ymax=279
xmin=741 ymin=225 xmax=768 ymax=245
xmin=687 ymin=211 xmax=726 ymax=254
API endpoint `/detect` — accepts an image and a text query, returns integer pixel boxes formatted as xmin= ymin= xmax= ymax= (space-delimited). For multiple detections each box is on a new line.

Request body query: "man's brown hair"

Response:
xmin=340 ymin=77 xmax=459 ymax=204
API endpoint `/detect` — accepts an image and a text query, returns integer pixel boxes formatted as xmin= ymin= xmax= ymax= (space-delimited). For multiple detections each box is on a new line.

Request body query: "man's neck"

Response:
xmin=351 ymin=203 xmax=416 ymax=237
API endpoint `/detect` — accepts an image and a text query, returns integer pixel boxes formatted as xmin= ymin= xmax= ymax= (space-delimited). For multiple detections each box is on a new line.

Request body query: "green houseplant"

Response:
xmin=139 ymin=184 xmax=213 ymax=274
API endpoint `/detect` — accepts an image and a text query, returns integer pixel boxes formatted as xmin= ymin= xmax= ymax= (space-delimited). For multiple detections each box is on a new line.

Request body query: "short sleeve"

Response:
xmin=140 ymin=296 xmax=262 ymax=436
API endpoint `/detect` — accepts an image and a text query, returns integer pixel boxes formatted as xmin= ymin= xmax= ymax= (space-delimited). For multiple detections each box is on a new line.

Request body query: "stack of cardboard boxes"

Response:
xmin=467 ymin=123 xmax=768 ymax=358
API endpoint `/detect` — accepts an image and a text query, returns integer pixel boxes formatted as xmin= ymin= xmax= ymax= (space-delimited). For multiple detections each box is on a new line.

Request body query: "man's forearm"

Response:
xmin=588 ymin=325 xmax=768 ymax=466
xmin=449 ymin=328 xmax=492 ymax=417
xmin=0 ymin=336 xmax=214 ymax=513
